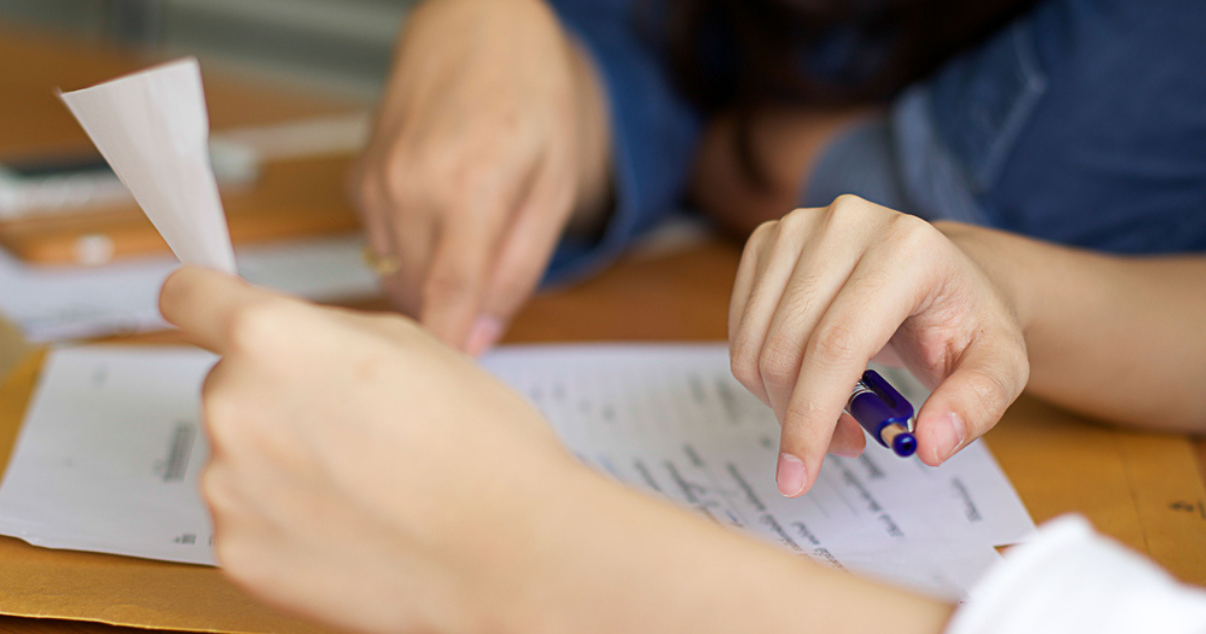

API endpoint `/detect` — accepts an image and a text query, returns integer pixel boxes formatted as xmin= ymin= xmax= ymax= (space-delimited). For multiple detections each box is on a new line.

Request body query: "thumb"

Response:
xmin=913 ymin=340 xmax=1029 ymax=467
xmin=159 ymin=266 xmax=297 ymax=355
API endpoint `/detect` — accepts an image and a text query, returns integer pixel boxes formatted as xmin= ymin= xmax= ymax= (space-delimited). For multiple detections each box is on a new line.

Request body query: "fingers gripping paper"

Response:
xmin=58 ymin=58 xmax=237 ymax=274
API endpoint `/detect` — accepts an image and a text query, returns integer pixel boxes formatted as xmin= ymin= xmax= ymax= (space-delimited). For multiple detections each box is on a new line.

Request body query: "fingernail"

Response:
xmin=831 ymin=446 xmax=861 ymax=459
xmin=931 ymin=412 xmax=966 ymax=464
xmin=776 ymin=453 xmax=807 ymax=497
xmin=465 ymin=316 xmax=504 ymax=357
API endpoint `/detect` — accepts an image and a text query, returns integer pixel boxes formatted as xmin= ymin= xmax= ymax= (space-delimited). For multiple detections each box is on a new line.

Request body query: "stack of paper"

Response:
xmin=0 ymin=235 xmax=377 ymax=342
xmin=0 ymin=344 xmax=1033 ymax=600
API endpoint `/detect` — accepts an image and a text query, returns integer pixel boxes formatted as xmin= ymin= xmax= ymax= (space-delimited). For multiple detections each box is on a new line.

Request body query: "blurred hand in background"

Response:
xmin=350 ymin=0 xmax=611 ymax=355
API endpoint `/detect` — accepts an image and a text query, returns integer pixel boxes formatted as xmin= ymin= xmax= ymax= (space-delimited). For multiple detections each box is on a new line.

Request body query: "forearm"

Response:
xmin=500 ymin=464 xmax=952 ymax=634
xmin=940 ymin=222 xmax=1206 ymax=431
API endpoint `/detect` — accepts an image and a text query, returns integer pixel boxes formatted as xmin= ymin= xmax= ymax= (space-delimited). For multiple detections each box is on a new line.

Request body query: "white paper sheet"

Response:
xmin=0 ymin=346 xmax=217 ymax=565
xmin=59 ymin=58 xmax=236 ymax=274
xmin=480 ymin=344 xmax=1035 ymax=598
xmin=0 ymin=343 xmax=1033 ymax=598
xmin=0 ymin=234 xmax=378 ymax=342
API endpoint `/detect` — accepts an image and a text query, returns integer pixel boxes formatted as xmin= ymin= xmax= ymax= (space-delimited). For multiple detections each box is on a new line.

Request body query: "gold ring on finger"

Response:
xmin=362 ymin=246 xmax=402 ymax=277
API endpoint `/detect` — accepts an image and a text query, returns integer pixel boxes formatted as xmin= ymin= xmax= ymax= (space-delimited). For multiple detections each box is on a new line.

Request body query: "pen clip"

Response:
xmin=860 ymin=370 xmax=914 ymax=422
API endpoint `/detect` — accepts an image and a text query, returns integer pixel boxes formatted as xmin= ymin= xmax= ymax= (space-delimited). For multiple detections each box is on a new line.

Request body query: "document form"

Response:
xmin=481 ymin=344 xmax=1034 ymax=598
xmin=0 ymin=344 xmax=1034 ymax=597
xmin=0 ymin=346 xmax=217 ymax=564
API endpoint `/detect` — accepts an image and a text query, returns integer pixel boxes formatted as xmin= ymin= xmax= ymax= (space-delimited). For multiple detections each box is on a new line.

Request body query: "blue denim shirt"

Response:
xmin=545 ymin=0 xmax=1206 ymax=282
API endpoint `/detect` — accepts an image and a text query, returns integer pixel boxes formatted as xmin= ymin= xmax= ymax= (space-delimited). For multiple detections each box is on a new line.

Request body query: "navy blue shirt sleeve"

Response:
xmin=544 ymin=0 xmax=703 ymax=284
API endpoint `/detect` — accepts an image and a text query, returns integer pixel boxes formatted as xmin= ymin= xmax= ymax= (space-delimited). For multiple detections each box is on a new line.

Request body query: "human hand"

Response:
xmin=350 ymin=0 xmax=611 ymax=356
xmin=729 ymin=196 xmax=1029 ymax=497
xmin=159 ymin=267 xmax=583 ymax=634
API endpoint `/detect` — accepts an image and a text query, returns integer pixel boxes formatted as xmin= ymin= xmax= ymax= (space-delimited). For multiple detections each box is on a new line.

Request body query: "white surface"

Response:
xmin=0 ymin=233 xmax=379 ymax=343
xmin=0 ymin=346 xmax=218 ymax=565
xmin=59 ymin=58 xmax=237 ymax=274
xmin=946 ymin=515 xmax=1206 ymax=634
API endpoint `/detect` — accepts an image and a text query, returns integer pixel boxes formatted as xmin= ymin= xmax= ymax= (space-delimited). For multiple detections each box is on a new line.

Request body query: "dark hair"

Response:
xmin=662 ymin=0 xmax=1040 ymax=186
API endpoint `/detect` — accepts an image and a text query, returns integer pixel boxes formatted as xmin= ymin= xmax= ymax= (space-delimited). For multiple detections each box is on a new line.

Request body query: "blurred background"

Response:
xmin=0 ymin=0 xmax=415 ymax=98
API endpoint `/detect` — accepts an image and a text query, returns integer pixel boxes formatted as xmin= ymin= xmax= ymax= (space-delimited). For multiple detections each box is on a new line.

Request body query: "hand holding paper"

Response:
xmin=59 ymin=58 xmax=237 ymax=274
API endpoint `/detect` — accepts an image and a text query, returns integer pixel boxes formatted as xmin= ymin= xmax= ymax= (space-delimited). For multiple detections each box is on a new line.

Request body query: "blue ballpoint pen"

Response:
xmin=845 ymin=370 xmax=917 ymax=458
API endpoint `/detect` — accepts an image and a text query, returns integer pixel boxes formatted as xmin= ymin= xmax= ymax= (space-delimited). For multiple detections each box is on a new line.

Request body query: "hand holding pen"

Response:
xmin=728 ymin=196 xmax=1030 ymax=497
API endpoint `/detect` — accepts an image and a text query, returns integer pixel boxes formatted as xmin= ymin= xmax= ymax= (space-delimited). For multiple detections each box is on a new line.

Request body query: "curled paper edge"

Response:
xmin=57 ymin=57 xmax=237 ymax=275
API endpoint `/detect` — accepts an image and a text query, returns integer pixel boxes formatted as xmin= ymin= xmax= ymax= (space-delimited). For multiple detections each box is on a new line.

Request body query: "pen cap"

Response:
xmin=848 ymin=370 xmax=915 ymax=433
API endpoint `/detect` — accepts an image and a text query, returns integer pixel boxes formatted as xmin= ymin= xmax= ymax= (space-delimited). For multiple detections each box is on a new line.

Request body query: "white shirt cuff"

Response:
xmin=946 ymin=515 xmax=1206 ymax=634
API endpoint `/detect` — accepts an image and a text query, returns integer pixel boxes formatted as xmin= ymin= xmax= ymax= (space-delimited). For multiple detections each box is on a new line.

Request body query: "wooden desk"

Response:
xmin=4 ymin=239 xmax=1206 ymax=633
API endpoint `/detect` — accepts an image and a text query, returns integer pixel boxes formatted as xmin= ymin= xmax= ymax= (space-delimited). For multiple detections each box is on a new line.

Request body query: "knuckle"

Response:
xmin=729 ymin=339 xmax=763 ymax=392
xmin=381 ymin=145 xmax=416 ymax=184
xmin=784 ymin=276 xmax=824 ymax=316
xmin=199 ymin=468 xmax=234 ymax=516
xmin=885 ymin=213 xmax=938 ymax=250
xmin=810 ymin=320 xmax=864 ymax=367
xmin=422 ymin=266 xmax=479 ymax=306
xmin=381 ymin=167 xmax=418 ymax=209
xmin=202 ymin=389 xmax=242 ymax=450
xmin=776 ymin=209 xmax=811 ymax=235
xmin=824 ymin=194 xmax=877 ymax=230
xmin=751 ymin=219 xmax=779 ymax=240
xmin=776 ymin=207 xmax=825 ymax=244
xmin=225 ymin=299 xmax=295 ymax=356
xmin=830 ymin=193 xmax=870 ymax=211
xmin=998 ymin=343 xmax=1031 ymax=401
xmin=962 ymin=368 xmax=1016 ymax=421
xmin=752 ymin=219 xmax=781 ymax=238
xmin=743 ymin=221 xmax=779 ymax=255
xmin=758 ymin=335 xmax=803 ymax=389
xmin=1012 ymin=349 xmax=1032 ymax=391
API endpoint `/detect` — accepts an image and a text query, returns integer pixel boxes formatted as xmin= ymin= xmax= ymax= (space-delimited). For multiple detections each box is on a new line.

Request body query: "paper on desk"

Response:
xmin=59 ymin=58 xmax=236 ymax=274
xmin=481 ymin=345 xmax=1035 ymax=597
xmin=0 ymin=234 xmax=379 ymax=342
xmin=0 ymin=346 xmax=217 ymax=565
xmin=0 ymin=343 xmax=1032 ymax=599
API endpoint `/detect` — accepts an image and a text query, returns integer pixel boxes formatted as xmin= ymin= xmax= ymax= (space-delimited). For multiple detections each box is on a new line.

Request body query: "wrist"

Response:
xmin=934 ymin=221 xmax=1037 ymax=334
xmin=487 ymin=463 xmax=953 ymax=634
